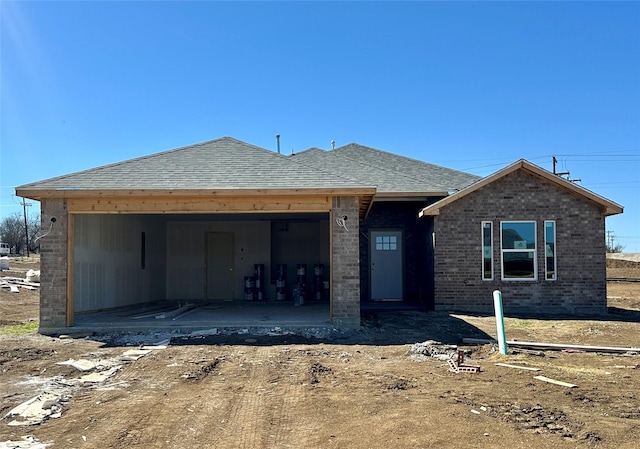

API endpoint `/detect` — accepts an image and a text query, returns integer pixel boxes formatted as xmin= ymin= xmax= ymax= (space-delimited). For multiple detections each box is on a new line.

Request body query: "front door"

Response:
xmin=370 ymin=230 xmax=403 ymax=301
xmin=206 ymin=232 xmax=234 ymax=300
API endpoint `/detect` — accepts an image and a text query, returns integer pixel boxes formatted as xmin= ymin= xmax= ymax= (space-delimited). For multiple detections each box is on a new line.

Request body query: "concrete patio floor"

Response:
xmin=70 ymin=300 xmax=331 ymax=334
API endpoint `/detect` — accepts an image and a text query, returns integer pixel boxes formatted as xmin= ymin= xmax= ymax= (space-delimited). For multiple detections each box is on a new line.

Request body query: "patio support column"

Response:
xmin=39 ymin=198 xmax=69 ymax=332
xmin=330 ymin=196 xmax=360 ymax=328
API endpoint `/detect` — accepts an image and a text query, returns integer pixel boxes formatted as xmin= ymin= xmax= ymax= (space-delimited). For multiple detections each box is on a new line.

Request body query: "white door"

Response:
xmin=370 ymin=230 xmax=403 ymax=301
xmin=206 ymin=232 xmax=234 ymax=300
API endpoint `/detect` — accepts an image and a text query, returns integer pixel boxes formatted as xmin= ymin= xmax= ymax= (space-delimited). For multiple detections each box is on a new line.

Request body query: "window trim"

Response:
xmin=481 ymin=221 xmax=493 ymax=281
xmin=500 ymin=220 xmax=537 ymax=281
xmin=544 ymin=220 xmax=557 ymax=281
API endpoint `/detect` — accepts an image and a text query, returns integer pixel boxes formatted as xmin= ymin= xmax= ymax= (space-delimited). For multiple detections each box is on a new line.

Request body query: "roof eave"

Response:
xmin=16 ymin=186 xmax=378 ymax=201
xmin=374 ymin=192 xmax=448 ymax=202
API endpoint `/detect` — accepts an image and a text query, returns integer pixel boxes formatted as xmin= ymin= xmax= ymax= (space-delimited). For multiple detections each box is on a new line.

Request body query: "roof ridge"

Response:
xmin=419 ymin=159 xmax=623 ymax=217
xmin=16 ymin=137 xmax=239 ymax=188
xmin=286 ymin=150 xmax=375 ymax=188
xmin=16 ymin=137 xmax=289 ymax=189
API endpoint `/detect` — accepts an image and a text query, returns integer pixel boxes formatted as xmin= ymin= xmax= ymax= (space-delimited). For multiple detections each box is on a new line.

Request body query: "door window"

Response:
xmin=375 ymin=235 xmax=397 ymax=251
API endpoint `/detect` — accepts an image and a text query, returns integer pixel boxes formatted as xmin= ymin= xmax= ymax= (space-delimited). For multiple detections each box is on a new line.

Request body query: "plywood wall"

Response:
xmin=166 ymin=220 xmax=271 ymax=300
xmin=74 ymin=215 xmax=166 ymax=312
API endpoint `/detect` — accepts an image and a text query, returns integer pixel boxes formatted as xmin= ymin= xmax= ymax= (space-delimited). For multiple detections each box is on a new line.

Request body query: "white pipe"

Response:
xmin=493 ymin=290 xmax=508 ymax=355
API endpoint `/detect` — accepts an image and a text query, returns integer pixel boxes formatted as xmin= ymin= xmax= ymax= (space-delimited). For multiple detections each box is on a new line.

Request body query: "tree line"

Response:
xmin=0 ymin=212 xmax=41 ymax=255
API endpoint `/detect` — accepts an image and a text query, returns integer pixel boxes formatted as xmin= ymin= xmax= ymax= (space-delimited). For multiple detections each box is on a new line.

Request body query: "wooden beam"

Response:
xmin=67 ymin=195 xmax=333 ymax=214
xmin=329 ymin=210 xmax=334 ymax=325
xmin=495 ymin=363 xmax=541 ymax=372
xmin=534 ymin=375 xmax=577 ymax=388
xmin=467 ymin=338 xmax=640 ymax=354
xmin=507 ymin=340 xmax=640 ymax=354
xmin=66 ymin=213 xmax=75 ymax=327
xmin=17 ymin=187 xmax=377 ymax=200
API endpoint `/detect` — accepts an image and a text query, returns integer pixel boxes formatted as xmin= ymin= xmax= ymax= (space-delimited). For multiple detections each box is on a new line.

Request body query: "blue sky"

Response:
xmin=1 ymin=1 xmax=639 ymax=251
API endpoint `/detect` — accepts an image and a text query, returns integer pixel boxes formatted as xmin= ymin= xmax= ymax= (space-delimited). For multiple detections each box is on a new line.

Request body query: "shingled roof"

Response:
xmin=291 ymin=143 xmax=480 ymax=196
xmin=16 ymin=137 xmax=480 ymax=205
xmin=16 ymin=137 xmax=374 ymax=196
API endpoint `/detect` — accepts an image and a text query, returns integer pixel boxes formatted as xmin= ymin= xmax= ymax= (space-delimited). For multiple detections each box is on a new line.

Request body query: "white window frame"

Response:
xmin=481 ymin=221 xmax=493 ymax=281
xmin=500 ymin=221 xmax=537 ymax=281
xmin=544 ymin=220 xmax=557 ymax=281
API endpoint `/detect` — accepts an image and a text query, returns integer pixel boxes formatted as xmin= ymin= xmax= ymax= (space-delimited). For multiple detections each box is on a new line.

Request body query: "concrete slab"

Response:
xmin=69 ymin=300 xmax=331 ymax=334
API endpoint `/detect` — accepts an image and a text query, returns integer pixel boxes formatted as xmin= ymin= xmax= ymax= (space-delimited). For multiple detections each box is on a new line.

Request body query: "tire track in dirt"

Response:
xmin=207 ymin=346 xmax=314 ymax=449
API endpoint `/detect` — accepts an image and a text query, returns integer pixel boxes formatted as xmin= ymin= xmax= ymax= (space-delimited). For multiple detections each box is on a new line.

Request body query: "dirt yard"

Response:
xmin=1 ymin=257 xmax=640 ymax=448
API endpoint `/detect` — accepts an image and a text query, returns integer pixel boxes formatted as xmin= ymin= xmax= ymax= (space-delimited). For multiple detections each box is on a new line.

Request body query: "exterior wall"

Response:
xmin=331 ymin=196 xmax=360 ymax=327
xmin=433 ymin=170 xmax=608 ymax=315
xmin=39 ymin=199 xmax=69 ymax=331
xmin=359 ymin=201 xmax=437 ymax=306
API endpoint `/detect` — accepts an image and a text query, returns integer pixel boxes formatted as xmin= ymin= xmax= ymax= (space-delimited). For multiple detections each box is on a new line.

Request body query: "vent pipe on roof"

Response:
xmin=276 ymin=134 xmax=281 ymax=154
xmin=331 ymin=140 xmax=335 ymax=150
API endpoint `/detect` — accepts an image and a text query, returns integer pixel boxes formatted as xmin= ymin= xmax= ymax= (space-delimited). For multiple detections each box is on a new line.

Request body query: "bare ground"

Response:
xmin=1 ymin=257 xmax=640 ymax=448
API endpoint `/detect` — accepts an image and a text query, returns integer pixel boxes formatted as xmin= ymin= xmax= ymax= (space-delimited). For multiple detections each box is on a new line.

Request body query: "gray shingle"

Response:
xmin=17 ymin=138 xmax=480 ymax=195
xmin=17 ymin=137 xmax=373 ymax=191
xmin=292 ymin=143 xmax=480 ymax=194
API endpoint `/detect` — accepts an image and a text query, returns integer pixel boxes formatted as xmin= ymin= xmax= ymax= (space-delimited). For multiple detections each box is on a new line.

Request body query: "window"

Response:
xmin=545 ymin=221 xmax=556 ymax=280
xmin=375 ymin=235 xmax=397 ymax=251
xmin=482 ymin=221 xmax=493 ymax=280
xmin=501 ymin=221 xmax=537 ymax=280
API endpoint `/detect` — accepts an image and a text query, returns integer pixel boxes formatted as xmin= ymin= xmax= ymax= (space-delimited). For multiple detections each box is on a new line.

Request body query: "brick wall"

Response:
xmin=359 ymin=201 xmax=435 ymax=305
xmin=330 ymin=196 xmax=361 ymax=327
xmin=39 ymin=199 xmax=69 ymax=332
xmin=434 ymin=170 xmax=608 ymax=315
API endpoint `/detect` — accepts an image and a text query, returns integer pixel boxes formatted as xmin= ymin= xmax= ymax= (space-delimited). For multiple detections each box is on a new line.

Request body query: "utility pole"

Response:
xmin=21 ymin=199 xmax=31 ymax=257
xmin=606 ymin=230 xmax=614 ymax=251
xmin=552 ymin=156 xmax=570 ymax=178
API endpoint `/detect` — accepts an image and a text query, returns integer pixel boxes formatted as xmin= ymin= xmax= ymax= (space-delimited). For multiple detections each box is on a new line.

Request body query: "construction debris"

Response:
xmin=0 ymin=435 xmax=51 ymax=449
xmin=25 ymin=270 xmax=40 ymax=283
xmin=58 ymin=332 xmax=94 ymax=340
xmin=495 ymin=363 xmax=541 ymax=372
xmin=509 ymin=348 xmax=546 ymax=357
xmin=77 ymin=365 xmax=121 ymax=384
xmin=190 ymin=328 xmax=218 ymax=337
xmin=508 ymin=341 xmax=640 ymax=354
xmin=154 ymin=303 xmax=197 ymax=320
xmin=2 ymin=344 xmax=167 ymax=427
xmin=141 ymin=344 xmax=168 ymax=350
xmin=409 ymin=340 xmax=459 ymax=361
xmin=463 ymin=337 xmax=640 ymax=355
xmin=56 ymin=359 xmax=100 ymax=371
xmin=120 ymin=349 xmax=152 ymax=361
xmin=447 ymin=350 xmax=481 ymax=373
xmin=0 ymin=276 xmax=40 ymax=294
xmin=3 ymin=392 xmax=64 ymax=426
xmin=534 ymin=375 xmax=577 ymax=388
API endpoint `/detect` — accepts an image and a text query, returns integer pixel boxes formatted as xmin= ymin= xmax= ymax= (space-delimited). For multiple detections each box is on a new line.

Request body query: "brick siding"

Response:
xmin=434 ymin=170 xmax=608 ymax=315
xmin=330 ymin=196 xmax=361 ymax=327
xmin=39 ymin=199 xmax=69 ymax=331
